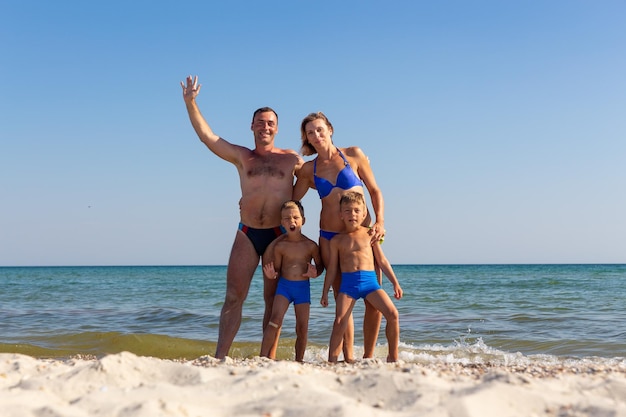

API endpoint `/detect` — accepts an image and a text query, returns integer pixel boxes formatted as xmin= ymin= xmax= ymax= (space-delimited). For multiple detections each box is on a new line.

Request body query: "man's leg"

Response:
xmin=215 ymin=231 xmax=259 ymax=359
xmin=262 ymin=237 xmax=283 ymax=357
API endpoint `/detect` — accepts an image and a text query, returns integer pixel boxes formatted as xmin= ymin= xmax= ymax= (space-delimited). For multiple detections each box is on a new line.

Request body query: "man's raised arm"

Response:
xmin=181 ymin=75 xmax=240 ymax=165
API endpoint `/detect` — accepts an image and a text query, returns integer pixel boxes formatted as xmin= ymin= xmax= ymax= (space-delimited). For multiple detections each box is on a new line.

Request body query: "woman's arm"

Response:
xmin=292 ymin=161 xmax=314 ymax=201
xmin=346 ymin=147 xmax=386 ymax=241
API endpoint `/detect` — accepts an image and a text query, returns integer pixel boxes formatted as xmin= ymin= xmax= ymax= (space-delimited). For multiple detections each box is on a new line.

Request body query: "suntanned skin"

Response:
xmin=293 ymin=116 xmax=385 ymax=361
xmin=181 ymin=75 xmax=303 ymax=359
xmin=260 ymin=203 xmax=323 ymax=362
xmin=320 ymin=197 xmax=402 ymax=363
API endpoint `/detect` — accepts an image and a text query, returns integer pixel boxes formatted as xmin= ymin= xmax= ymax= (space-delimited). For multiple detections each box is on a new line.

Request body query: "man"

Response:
xmin=181 ymin=75 xmax=303 ymax=359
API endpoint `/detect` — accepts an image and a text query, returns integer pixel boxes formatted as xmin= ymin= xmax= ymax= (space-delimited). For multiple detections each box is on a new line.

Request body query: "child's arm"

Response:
xmin=262 ymin=235 xmax=284 ymax=273
xmin=372 ymin=243 xmax=403 ymax=299
xmin=306 ymin=243 xmax=324 ymax=278
xmin=262 ymin=262 xmax=277 ymax=279
xmin=302 ymin=242 xmax=324 ymax=279
xmin=263 ymin=247 xmax=283 ymax=279
xmin=320 ymin=240 xmax=339 ymax=307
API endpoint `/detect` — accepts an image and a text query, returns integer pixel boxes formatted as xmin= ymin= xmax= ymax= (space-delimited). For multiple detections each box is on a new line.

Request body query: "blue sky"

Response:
xmin=1 ymin=1 xmax=624 ymax=266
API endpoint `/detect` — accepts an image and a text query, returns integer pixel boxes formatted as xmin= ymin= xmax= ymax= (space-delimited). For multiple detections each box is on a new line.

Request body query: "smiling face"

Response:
xmin=340 ymin=201 xmax=367 ymax=230
xmin=339 ymin=191 xmax=367 ymax=231
xmin=251 ymin=111 xmax=278 ymax=147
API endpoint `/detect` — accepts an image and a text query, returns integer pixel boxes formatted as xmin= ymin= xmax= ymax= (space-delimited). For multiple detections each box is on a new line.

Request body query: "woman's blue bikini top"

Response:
xmin=313 ymin=148 xmax=364 ymax=199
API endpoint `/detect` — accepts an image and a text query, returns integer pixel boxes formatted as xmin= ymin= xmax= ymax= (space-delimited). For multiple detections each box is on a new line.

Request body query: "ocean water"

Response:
xmin=1 ymin=264 xmax=625 ymax=366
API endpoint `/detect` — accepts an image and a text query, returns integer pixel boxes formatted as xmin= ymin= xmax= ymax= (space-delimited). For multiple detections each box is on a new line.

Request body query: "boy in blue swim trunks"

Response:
xmin=260 ymin=200 xmax=324 ymax=362
xmin=321 ymin=191 xmax=403 ymax=362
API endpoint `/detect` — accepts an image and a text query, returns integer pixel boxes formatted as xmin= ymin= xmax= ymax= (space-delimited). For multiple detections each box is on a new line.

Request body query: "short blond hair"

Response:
xmin=281 ymin=200 xmax=305 ymax=217
xmin=339 ymin=191 xmax=365 ymax=208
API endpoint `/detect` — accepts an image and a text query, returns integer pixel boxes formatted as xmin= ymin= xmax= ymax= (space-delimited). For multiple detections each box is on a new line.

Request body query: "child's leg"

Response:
xmin=293 ymin=303 xmax=310 ymax=362
xmin=331 ymin=269 xmax=354 ymax=362
xmin=329 ymin=293 xmax=356 ymax=363
xmin=364 ymin=290 xmax=399 ymax=362
xmin=321 ymin=237 xmax=354 ymax=362
xmin=260 ymin=295 xmax=290 ymax=359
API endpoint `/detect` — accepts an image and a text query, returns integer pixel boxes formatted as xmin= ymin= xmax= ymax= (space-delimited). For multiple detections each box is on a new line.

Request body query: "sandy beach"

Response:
xmin=2 ymin=352 xmax=625 ymax=417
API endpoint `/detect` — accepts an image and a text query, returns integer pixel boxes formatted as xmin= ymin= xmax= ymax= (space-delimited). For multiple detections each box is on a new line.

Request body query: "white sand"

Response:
xmin=2 ymin=351 xmax=626 ymax=417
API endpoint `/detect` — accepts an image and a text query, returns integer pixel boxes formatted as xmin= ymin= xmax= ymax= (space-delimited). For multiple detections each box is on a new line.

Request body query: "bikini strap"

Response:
xmin=315 ymin=148 xmax=347 ymax=176
xmin=337 ymin=148 xmax=349 ymax=166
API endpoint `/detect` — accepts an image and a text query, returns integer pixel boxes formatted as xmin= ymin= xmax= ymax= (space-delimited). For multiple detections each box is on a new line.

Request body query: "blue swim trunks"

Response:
xmin=275 ymin=277 xmax=311 ymax=305
xmin=340 ymin=270 xmax=381 ymax=300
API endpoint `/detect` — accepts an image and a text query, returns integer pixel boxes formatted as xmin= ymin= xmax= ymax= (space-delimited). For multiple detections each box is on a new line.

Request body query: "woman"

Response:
xmin=293 ymin=111 xmax=386 ymax=361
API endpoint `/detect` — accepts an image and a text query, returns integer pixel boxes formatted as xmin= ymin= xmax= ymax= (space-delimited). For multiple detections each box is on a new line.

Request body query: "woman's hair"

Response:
xmin=300 ymin=111 xmax=334 ymax=156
